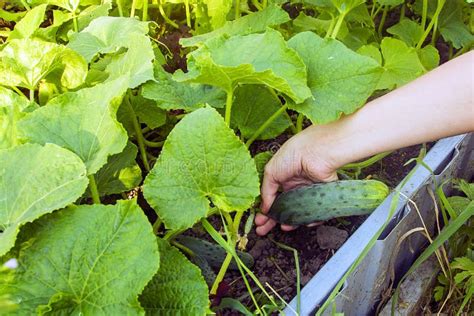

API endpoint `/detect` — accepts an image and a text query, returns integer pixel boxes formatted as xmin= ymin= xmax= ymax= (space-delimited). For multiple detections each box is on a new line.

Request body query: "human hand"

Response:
xmin=255 ymin=125 xmax=340 ymax=236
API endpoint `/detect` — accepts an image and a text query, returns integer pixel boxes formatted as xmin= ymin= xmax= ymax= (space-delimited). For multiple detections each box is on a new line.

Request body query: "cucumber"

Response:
xmin=190 ymin=255 xmax=216 ymax=287
xmin=175 ymin=235 xmax=254 ymax=270
xmin=267 ymin=180 xmax=389 ymax=225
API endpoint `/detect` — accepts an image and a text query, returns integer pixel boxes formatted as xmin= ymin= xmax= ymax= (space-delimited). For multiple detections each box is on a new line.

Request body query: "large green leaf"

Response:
xmin=7 ymin=4 xmax=46 ymax=40
xmin=174 ymin=29 xmax=311 ymax=103
xmin=86 ymin=142 xmax=142 ymax=197
xmin=287 ymin=32 xmax=382 ymax=124
xmin=143 ymin=107 xmax=259 ymax=230
xmin=0 ymin=39 xmax=88 ymax=90
xmin=139 ymin=238 xmax=209 ymax=315
xmin=387 ymin=19 xmax=424 ymax=47
xmin=231 ymin=85 xmax=291 ymax=140
xmin=18 ymin=77 xmax=129 ymax=175
xmin=181 ymin=5 xmax=290 ymax=47
xmin=0 ymin=87 xmax=31 ymax=149
xmin=68 ymin=16 xmax=154 ymax=88
xmin=0 ymin=199 xmax=159 ymax=315
xmin=0 ymin=143 xmax=88 ymax=257
xmin=376 ymin=37 xmax=425 ymax=90
xmin=141 ymin=65 xmax=226 ymax=112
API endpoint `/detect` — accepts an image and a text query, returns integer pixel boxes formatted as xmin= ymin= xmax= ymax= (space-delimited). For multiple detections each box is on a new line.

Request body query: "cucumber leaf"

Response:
xmin=174 ymin=29 xmax=312 ymax=104
xmin=287 ymin=32 xmax=382 ymax=124
xmin=254 ymin=151 xmax=273 ymax=180
xmin=181 ymin=5 xmax=290 ymax=47
xmin=376 ymin=38 xmax=425 ymax=90
xmin=0 ymin=87 xmax=31 ymax=149
xmin=437 ymin=0 xmax=474 ymax=49
xmin=204 ymin=0 xmax=232 ymax=30
xmin=417 ymin=45 xmax=439 ymax=71
xmin=387 ymin=19 xmax=424 ymax=47
xmin=139 ymin=238 xmax=209 ymax=315
xmin=86 ymin=142 xmax=142 ymax=197
xmin=68 ymin=16 xmax=154 ymax=88
xmin=141 ymin=65 xmax=226 ymax=111
xmin=0 ymin=143 xmax=88 ymax=257
xmin=143 ymin=107 xmax=259 ymax=230
xmin=0 ymin=39 xmax=88 ymax=90
xmin=19 ymin=77 xmax=129 ymax=175
xmin=130 ymin=93 xmax=167 ymax=130
xmin=7 ymin=4 xmax=46 ymax=41
xmin=331 ymin=0 xmax=365 ymax=13
xmin=0 ymin=199 xmax=159 ymax=315
xmin=231 ymin=85 xmax=291 ymax=140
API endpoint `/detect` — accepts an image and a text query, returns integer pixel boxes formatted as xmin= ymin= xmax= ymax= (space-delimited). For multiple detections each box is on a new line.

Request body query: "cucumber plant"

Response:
xmin=0 ymin=0 xmax=471 ymax=315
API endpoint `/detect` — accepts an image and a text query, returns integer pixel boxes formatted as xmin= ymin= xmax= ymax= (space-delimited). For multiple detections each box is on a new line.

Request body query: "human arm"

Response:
xmin=255 ymin=51 xmax=474 ymax=236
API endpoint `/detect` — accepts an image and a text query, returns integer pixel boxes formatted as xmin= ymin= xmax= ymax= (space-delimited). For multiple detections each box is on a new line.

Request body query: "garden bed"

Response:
xmin=1 ymin=1 xmax=472 ymax=315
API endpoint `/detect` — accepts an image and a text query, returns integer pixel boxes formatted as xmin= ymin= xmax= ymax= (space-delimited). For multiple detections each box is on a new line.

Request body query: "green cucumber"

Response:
xmin=175 ymin=235 xmax=254 ymax=270
xmin=190 ymin=255 xmax=216 ymax=287
xmin=267 ymin=180 xmax=389 ymax=225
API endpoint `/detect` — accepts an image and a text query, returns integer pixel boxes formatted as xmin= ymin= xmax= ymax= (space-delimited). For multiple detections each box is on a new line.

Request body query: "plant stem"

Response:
xmin=416 ymin=0 xmax=446 ymax=49
xmin=378 ymin=6 xmax=389 ymax=36
xmin=126 ymin=94 xmax=151 ymax=171
xmin=142 ymin=0 xmax=148 ymax=21
xmin=152 ymin=217 xmax=162 ymax=234
xmin=211 ymin=252 xmax=233 ymax=294
xmin=330 ymin=12 xmax=346 ymax=39
xmin=421 ymin=0 xmax=428 ymax=30
xmin=130 ymin=0 xmax=137 ymax=17
xmin=399 ymin=4 xmax=405 ymax=22
xmin=325 ymin=15 xmax=336 ymax=38
xmin=235 ymin=0 xmax=241 ymax=19
xmin=184 ymin=0 xmax=191 ymax=27
xmin=72 ymin=11 xmax=79 ymax=32
xmin=158 ymin=2 xmax=179 ymax=28
xmin=224 ymin=89 xmax=234 ymax=126
xmin=209 ymin=209 xmax=245 ymax=294
xmin=12 ymin=86 xmax=24 ymax=97
xmin=29 ymin=89 xmax=34 ymax=102
xmin=251 ymin=0 xmax=263 ymax=11
xmin=144 ymin=139 xmax=164 ymax=148
xmin=246 ymin=104 xmax=288 ymax=148
xmin=296 ymin=113 xmax=304 ymax=133
xmin=342 ymin=151 xmax=392 ymax=170
xmin=88 ymin=175 xmax=101 ymax=204
xmin=370 ymin=2 xmax=377 ymax=18
xmin=431 ymin=19 xmax=438 ymax=46
xmin=20 ymin=0 xmax=31 ymax=10
xmin=116 ymin=0 xmax=124 ymax=17
xmin=261 ymin=0 xmax=267 ymax=9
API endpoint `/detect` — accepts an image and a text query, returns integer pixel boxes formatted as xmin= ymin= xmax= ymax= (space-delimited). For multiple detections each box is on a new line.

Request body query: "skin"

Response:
xmin=256 ymin=51 xmax=474 ymax=236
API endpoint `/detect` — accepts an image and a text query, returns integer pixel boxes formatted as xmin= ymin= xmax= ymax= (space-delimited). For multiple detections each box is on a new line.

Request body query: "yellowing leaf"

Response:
xmin=68 ymin=16 xmax=154 ymax=88
xmin=19 ymin=77 xmax=129 ymax=175
xmin=0 ymin=39 xmax=88 ymax=90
